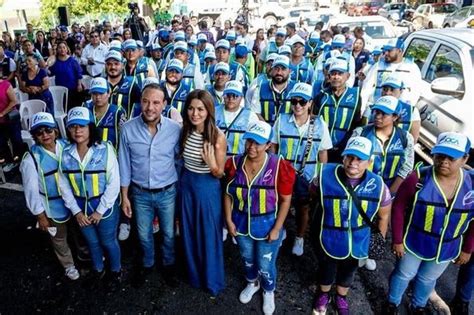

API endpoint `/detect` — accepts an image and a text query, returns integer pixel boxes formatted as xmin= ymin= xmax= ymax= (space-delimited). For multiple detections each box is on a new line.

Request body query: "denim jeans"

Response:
xmin=388 ymin=251 xmax=450 ymax=307
xmin=456 ymin=254 xmax=474 ymax=302
xmin=80 ymin=206 xmax=121 ymax=272
xmin=132 ymin=183 xmax=176 ymax=268
xmin=236 ymin=230 xmax=283 ymax=292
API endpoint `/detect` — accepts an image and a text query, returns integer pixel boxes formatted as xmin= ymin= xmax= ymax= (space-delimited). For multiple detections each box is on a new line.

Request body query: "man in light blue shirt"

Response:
xmin=118 ymin=82 xmax=181 ymax=287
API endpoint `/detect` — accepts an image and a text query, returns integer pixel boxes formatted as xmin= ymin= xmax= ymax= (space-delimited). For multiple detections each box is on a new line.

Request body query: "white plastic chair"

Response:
xmin=48 ymin=76 xmax=56 ymax=86
xmin=14 ymin=88 xmax=29 ymax=103
xmin=19 ymin=100 xmax=47 ymax=148
xmin=49 ymin=86 xmax=68 ymax=138
xmin=82 ymin=75 xmax=93 ymax=90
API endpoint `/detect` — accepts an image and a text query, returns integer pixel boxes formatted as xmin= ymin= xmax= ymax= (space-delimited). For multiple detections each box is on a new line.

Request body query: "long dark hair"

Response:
xmin=67 ymin=123 xmax=102 ymax=148
xmin=180 ymin=89 xmax=219 ymax=155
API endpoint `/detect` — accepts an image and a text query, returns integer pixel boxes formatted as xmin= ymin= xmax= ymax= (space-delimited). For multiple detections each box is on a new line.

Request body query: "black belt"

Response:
xmin=132 ymin=182 xmax=174 ymax=193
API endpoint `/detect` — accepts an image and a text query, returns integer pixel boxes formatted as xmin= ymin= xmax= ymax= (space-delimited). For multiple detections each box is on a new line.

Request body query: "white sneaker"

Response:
xmin=364 ymin=258 xmax=377 ymax=271
xmin=118 ymin=223 xmax=130 ymax=241
xmin=65 ymin=266 xmax=80 ymax=280
xmin=239 ymin=281 xmax=260 ymax=304
xmin=223 ymin=228 xmax=228 ymax=241
xmin=429 ymin=290 xmax=451 ymax=315
xmin=292 ymin=237 xmax=304 ymax=256
xmin=263 ymin=291 xmax=275 ymax=315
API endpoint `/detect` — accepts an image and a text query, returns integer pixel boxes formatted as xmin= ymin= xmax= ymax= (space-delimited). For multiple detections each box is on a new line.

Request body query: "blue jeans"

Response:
xmin=236 ymin=230 xmax=283 ymax=292
xmin=132 ymin=183 xmax=176 ymax=268
xmin=388 ymin=251 xmax=450 ymax=307
xmin=80 ymin=206 xmax=121 ymax=272
xmin=456 ymin=254 xmax=474 ymax=302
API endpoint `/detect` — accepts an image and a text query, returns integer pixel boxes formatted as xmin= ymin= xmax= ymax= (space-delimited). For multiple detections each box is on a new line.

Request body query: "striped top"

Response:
xmin=183 ymin=131 xmax=211 ymax=173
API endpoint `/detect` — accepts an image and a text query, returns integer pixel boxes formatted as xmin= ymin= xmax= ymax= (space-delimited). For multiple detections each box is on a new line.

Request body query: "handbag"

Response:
xmin=344 ymin=181 xmax=386 ymax=260
xmin=6 ymin=108 xmax=20 ymax=122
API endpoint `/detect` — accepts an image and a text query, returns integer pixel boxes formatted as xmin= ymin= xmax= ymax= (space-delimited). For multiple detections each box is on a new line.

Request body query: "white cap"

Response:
xmin=167 ymin=58 xmax=184 ymax=73
xmin=151 ymin=43 xmax=161 ymax=51
xmin=276 ymin=27 xmax=286 ymax=37
xmin=188 ymin=34 xmax=198 ymax=45
xmin=216 ymin=39 xmax=230 ymax=50
xmin=272 ymin=55 xmax=290 ymax=68
xmin=223 ymin=80 xmax=243 ymax=97
xmin=197 ymin=33 xmax=208 ymax=42
xmin=105 ymin=50 xmax=123 ymax=62
xmin=174 ymin=30 xmax=185 ymax=41
xmin=173 ymin=41 xmax=188 ymax=52
xmin=226 ymin=30 xmax=236 ymax=40
xmin=90 ymin=77 xmax=109 ymax=94
xmin=372 ymin=96 xmax=400 ymax=115
xmin=329 ymin=59 xmax=349 ymax=73
xmin=291 ymin=35 xmax=305 ymax=46
xmin=266 ymin=53 xmax=279 ymax=63
xmin=67 ymin=107 xmax=92 ymax=127
xmin=109 ymin=40 xmax=122 ymax=51
xmin=204 ymin=50 xmax=216 ymax=60
xmin=136 ymin=40 xmax=144 ymax=48
xmin=382 ymin=74 xmax=403 ymax=90
xmin=122 ymin=39 xmax=138 ymax=50
xmin=332 ymin=34 xmax=346 ymax=47
xmin=289 ymin=83 xmax=313 ymax=101
xmin=342 ymin=136 xmax=373 ymax=161
xmin=431 ymin=132 xmax=471 ymax=159
xmin=243 ymin=121 xmax=272 ymax=145
xmin=278 ymin=45 xmax=292 ymax=56
xmin=214 ymin=62 xmax=230 ymax=74
xmin=142 ymin=77 xmax=160 ymax=90
xmin=30 ymin=112 xmax=56 ymax=131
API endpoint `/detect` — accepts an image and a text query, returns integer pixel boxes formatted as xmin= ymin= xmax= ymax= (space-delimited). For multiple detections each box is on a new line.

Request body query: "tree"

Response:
xmin=40 ymin=0 xmax=129 ymax=27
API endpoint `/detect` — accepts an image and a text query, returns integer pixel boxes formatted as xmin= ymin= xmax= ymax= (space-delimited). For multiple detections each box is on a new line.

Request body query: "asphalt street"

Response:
xmin=0 ymin=171 xmax=471 ymax=314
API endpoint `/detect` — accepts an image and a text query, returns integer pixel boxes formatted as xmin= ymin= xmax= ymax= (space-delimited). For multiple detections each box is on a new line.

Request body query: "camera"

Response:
xmin=128 ymin=2 xmax=138 ymax=12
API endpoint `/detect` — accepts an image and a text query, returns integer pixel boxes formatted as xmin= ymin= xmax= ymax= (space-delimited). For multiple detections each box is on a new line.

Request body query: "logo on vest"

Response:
xmin=179 ymin=90 xmax=188 ymax=98
xmin=462 ymin=191 xmax=474 ymax=206
xmin=399 ymin=107 xmax=408 ymax=118
xmin=389 ymin=139 xmax=404 ymax=151
xmin=262 ymin=169 xmax=274 ymax=183
xmin=358 ymin=178 xmax=377 ymax=194
xmin=121 ymin=81 xmax=130 ymax=90
xmin=346 ymin=93 xmax=354 ymax=103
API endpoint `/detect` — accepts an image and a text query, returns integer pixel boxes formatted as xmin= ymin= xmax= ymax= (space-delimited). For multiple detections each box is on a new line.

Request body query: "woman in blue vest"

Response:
xmin=363 ymin=74 xmax=421 ymax=143
xmin=60 ymin=107 xmax=122 ymax=288
xmin=179 ymin=89 xmax=227 ymax=296
xmin=20 ymin=112 xmax=84 ymax=281
xmin=311 ymin=136 xmax=391 ymax=315
xmin=271 ymin=82 xmax=333 ymax=257
xmin=215 ymin=80 xmax=260 ymax=156
xmin=224 ymin=121 xmax=296 ymax=315
xmin=387 ymin=132 xmax=474 ymax=315
xmin=83 ymin=77 xmax=126 ymax=149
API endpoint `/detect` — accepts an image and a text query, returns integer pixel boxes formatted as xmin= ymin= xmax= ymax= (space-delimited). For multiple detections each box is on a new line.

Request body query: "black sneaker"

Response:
xmin=82 ymin=270 xmax=105 ymax=289
xmin=131 ymin=266 xmax=153 ymax=288
xmin=410 ymin=306 xmax=427 ymax=315
xmin=451 ymin=298 xmax=470 ymax=315
xmin=162 ymin=265 xmax=179 ymax=288
xmin=386 ymin=302 xmax=400 ymax=315
xmin=106 ymin=270 xmax=123 ymax=292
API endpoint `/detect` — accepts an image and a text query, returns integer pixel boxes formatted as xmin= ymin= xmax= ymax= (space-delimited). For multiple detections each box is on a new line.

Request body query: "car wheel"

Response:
xmin=428 ymin=21 xmax=434 ymax=28
xmin=443 ymin=23 xmax=450 ymax=28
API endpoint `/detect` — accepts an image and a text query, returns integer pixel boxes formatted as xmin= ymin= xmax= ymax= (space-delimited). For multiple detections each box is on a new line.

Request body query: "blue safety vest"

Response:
xmin=319 ymin=163 xmax=384 ymax=259
xmin=28 ymin=140 xmax=70 ymax=222
xmin=259 ymin=80 xmax=296 ymax=125
xmin=125 ymin=56 xmax=150 ymax=89
xmin=182 ymin=63 xmax=196 ymax=88
xmin=404 ymin=167 xmax=474 ymax=263
xmin=109 ymin=75 xmax=140 ymax=120
xmin=277 ymin=114 xmax=325 ymax=183
xmin=227 ymin=153 xmax=281 ymax=240
xmin=215 ymin=105 xmax=251 ymax=156
xmin=206 ymin=85 xmax=225 ymax=108
xmin=368 ymin=100 xmax=415 ymax=133
xmin=60 ymin=142 xmax=115 ymax=218
xmin=318 ymin=87 xmax=359 ymax=148
xmin=230 ymin=61 xmax=250 ymax=95
xmin=360 ymin=124 xmax=408 ymax=185
xmin=160 ymin=81 xmax=193 ymax=115
xmin=83 ymin=101 xmax=125 ymax=148
xmin=289 ymin=58 xmax=313 ymax=84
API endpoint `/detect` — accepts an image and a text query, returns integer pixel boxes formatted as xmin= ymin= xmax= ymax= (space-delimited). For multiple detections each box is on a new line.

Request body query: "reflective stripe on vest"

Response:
xmin=84 ymin=102 xmax=123 ymax=148
xmin=277 ymin=113 xmax=323 ymax=182
xmin=404 ymin=167 xmax=474 ymax=263
xmin=319 ymin=87 xmax=359 ymax=147
xmin=60 ymin=143 xmax=113 ymax=218
xmin=259 ymin=81 xmax=295 ymax=125
xmin=109 ymin=76 xmax=136 ymax=119
xmin=319 ymin=163 xmax=384 ymax=259
xmin=226 ymin=153 xmax=281 ymax=240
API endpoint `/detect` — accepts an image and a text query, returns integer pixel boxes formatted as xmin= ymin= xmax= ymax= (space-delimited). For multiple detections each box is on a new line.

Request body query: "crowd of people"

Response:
xmin=0 ymin=13 xmax=472 ymax=315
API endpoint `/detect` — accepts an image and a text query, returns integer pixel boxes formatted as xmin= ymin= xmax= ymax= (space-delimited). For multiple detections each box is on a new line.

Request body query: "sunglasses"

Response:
xmin=434 ymin=154 xmax=458 ymax=162
xmin=290 ymin=99 xmax=308 ymax=106
xmin=225 ymin=93 xmax=240 ymax=99
xmin=91 ymin=35 xmax=99 ymax=38
xmin=34 ymin=127 xmax=54 ymax=136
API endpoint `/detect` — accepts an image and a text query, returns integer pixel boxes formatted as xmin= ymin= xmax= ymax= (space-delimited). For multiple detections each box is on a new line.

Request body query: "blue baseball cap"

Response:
xmin=431 ymin=132 xmax=471 ymax=159
xmin=90 ymin=77 xmax=109 ymax=94
xmin=224 ymin=80 xmax=243 ymax=97
xmin=235 ymin=45 xmax=249 ymax=58
xmin=371 ymin=96 xmax=400 ymax=115
xmin=67 ymin=107 xmax=93 ymax=127
xmin=167 ymin=58 xmax=184 ymax=73
xmin=342 ymin=136 xmax=373 ymax=161
xmin=105 ymin=50 xmax=123 ymax=62
xmin=214 ymin=62 xmax=230 ymax=74
xmin=381 ymin=74 xmax=403 ymax=90
xmin=243 ymin=121 xmax=272 ymax=145
xmin=173 ymin=41 xmax=188 ymax=52
xmin=272 ymin=55 xmax=290 ymax=69
xmin=372 ymin=46 xmax=383 ymax=55
xmin=122 ymin=39 xmax=138 ymax=51
xmin=174 ymin=30 xmax=185 ymax=42
xmin=329 ymin=59 xmax=349 ymax=73
xmin=59 ymin=25 xmax=68 ymax=32
xmin=289 ymin=83 xmax=313 ymax=101
xmin=30 ymin=112 xmax=56 ymax=132
xmin=158 ymin=29 xmax=170 ymax=41
xmin=383 ymin=38 xmax=404 ymax=51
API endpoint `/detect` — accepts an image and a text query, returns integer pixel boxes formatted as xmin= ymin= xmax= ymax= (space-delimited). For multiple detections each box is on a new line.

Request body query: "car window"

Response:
xmin=404 ymin=38 xmax=435 ymax=71
xmin=336 ymin=21 xmax=395 ymax=38
xmin=416 ymin=5 xmax=425 ymax=14
xmin=425 ymin=45 xmax=464 ymax=92
xmin=433 ymin=4 xmax=457 ymax=14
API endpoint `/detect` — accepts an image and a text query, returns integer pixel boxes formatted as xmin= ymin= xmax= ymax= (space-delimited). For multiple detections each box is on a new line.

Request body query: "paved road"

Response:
xmin=0 ymin=171 xmax=470 ymax=314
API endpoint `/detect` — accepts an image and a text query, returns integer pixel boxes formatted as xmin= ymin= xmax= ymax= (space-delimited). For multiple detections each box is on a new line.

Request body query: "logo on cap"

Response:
xmin=348 ymin=138 xmax=366 ymax=149
xmin=70 ymin=110 xmax=85 ymax=118
xmin=33 ymin=114 xmax=50 ymax=124
xmin=439 ymin=136 xmax=460 ymax=145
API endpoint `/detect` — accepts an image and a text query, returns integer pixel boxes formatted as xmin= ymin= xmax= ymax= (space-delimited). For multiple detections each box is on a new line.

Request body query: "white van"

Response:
xmin=403 ymin=28 xmax=474 ymax=168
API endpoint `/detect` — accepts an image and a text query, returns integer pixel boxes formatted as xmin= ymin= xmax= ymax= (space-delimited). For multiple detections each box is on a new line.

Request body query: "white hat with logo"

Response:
xmin=272 ymin=55 xmax=290 ymax=69
xmin=167 ymin=58 xmax=184 ymax=73
xmin=289 ymin=83 xmax=313 ymax=101
xmin=371 ymin=96 xmax=400 ymax=115
xmin=173 ymin=41 xmax=188 ymax=52
xmin=243 ymin=120 xmax=273 ymax=145
xmin=67 ymin=107 xmax=92 ymax=127
xmin=224 ymin=80 xmax=243 ymax=97
xmin=142 ymin=77 xmax=160 ymax=91
xmin=31 ymin=112 xmax=56 ymax=131
xmin=342 ymin=136 xmax=373 ymax=161
xmin=431 ymin=132 xmax=471 ymax=159
xmin=214 ymin=62 xmax=230 ymax=74
xmin=90 ymin=77 xmax=109 ymax=94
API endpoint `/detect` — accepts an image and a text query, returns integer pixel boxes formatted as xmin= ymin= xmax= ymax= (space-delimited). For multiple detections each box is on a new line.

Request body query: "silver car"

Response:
xmin=442 ymin=5 xmax=474 ymax=27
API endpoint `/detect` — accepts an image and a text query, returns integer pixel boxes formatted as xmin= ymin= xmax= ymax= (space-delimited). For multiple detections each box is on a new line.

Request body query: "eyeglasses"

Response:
xmin=225 ymin=93 xmax=240 ymax=99
xmin=434 ymin=154 xmax=457 ymax=162
xmin=290 ymin=99 xmax=308 ymax=106
xmin=34 ymin=127 xmax=54 ymax=136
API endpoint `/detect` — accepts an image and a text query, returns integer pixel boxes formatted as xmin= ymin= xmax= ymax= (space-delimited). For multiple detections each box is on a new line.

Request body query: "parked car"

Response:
xmin=378 ymin=2 xmax=413 ymax=20
xmin=443 ymin=5 xmax=474 ymax=27
xmin=324 ymin=15 xmax=399 ymax=50
xmin=412 ymin=3 xmax=458 ymax=29
xmin=346 ymin=0 xmax=384 ymax=16
xmin=402 ymin=29 xmax=474 ymax=168
xmin=287 ymin=6 xmax=313 ymax=19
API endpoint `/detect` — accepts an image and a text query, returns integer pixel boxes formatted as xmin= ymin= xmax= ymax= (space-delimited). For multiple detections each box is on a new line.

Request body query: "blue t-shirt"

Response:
xmin=49 ymin=57 xmax=83 ymax=90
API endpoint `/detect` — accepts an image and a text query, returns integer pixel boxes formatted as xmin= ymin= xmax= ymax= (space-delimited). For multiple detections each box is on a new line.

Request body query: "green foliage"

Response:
xmin=40 ymin=0 xmax=129 ymax=27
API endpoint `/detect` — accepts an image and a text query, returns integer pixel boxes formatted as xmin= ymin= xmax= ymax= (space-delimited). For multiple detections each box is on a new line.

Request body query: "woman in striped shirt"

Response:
xmin=179 ymin=89 xmax=227 ymax=296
